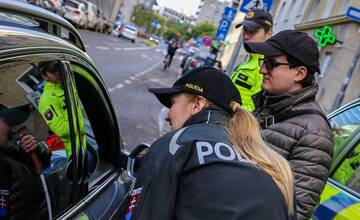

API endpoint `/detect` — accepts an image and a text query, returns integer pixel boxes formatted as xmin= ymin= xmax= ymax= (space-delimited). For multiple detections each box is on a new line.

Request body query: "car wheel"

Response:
xmin=132 ymin=39 xmax=135 ymax=43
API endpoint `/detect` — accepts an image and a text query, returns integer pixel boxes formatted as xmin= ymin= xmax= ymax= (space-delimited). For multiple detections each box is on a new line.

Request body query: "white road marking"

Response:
xmin=135 ymin=61 xmax=162 ymax=77
xmin=155 ymin=48 xmax=161 ymax=53
xmin=85 ymin=44 xmax=90 ymax=48
xmin=124 ymin=47 xmax=151 ymax=51
xmin=108 ymin=61 xmax=162 ymax=92
xmin=114 ymin=47 xmax=123 ymax=51
xmin=147 ymin=57 xmax=152 ymax=61
xmin=141 ymin=54 xmax=147 ymax=58
xmin=115 ymin=83 xmax=124 ymax=89
xmin=96 ymin=46 xmax=109 ymax=50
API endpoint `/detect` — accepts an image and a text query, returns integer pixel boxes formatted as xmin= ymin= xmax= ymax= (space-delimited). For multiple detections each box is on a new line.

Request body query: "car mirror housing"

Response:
xmin=126 ymin=143 xmax=150 ymax=181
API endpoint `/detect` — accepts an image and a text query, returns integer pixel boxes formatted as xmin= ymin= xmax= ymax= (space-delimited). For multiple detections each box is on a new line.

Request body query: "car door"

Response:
xmin=0 ymin=53 xmax=83 ymax=219
xmin=312 ymin=100 xmax=360 ymax=219
xmin=62 ymin=53 xmax=132 ymax=220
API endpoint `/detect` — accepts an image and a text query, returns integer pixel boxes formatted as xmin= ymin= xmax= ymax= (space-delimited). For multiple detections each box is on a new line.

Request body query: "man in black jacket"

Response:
xmin=124 ymin=67 xmax=292 ymax=220
xmin=0 ymin=106 xmax=50 ymax=220
xmin=244 ymin=30 xmax=333 ymax=220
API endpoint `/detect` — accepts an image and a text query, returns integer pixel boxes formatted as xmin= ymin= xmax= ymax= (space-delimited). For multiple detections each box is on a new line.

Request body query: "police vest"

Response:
xmin=230 ymin=53 xmax=264 ymax=112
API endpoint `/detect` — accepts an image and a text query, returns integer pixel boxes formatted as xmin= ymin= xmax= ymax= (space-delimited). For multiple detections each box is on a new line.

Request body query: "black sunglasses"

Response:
xmin=258 ymin=58 xmax=292 ymax=70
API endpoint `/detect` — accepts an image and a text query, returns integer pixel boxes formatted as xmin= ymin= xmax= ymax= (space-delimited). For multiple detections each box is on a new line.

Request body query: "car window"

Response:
xmin=331 ymin=141 xmax=360 ymax=191
xmin=65 ymin=1 xmax=78 ymax=8
xmin=0 ymin=60 xmax=79 ymax=218
xmin=69 ymin=62 xmax=123 ymax=190
xmin=329 ymin=104 xmax=360 ymax=155
xmin=125 ymin=25 xmax=137 ymax=32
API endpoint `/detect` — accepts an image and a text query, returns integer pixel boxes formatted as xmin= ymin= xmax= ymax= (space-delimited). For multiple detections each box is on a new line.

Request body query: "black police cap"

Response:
xmin=235 ymin=8 xmax=273 ymax=31
xmin=149 ymin=67 xmax=241 ymax=113
xmin=244 ymin=30 xmax=321 ymax=74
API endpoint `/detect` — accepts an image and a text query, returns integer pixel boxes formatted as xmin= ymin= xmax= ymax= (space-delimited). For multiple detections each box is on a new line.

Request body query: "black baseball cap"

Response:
xmin=235 ymin=8 xmax=273 ymax=31
xmin=244 ymin=30 xmax=321 ymax=74
xmin=0 ymin=105 xmax=30 ymax=126
xmin=38 ymin=61 xmax=60 ymax=75
xmin=149 ymin=67 xmax=241 ymax=113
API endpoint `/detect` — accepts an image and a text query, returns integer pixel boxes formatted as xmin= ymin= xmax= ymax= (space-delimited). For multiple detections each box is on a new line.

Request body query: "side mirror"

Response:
xmin=126 ymin=143 xmax=150 ymax=181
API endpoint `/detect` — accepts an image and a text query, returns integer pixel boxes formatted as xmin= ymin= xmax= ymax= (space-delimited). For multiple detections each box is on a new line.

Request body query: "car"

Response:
xmin=0 ymin=1 xmax=132 ymax=219
xmin=78 ymin=0 xmax=98 ymax=31
xmin=117 ymin=24 xmax=138 ymax=43
xmin=100 ymin=15 xmax=113 ymax=34
xmin=149 ymin=34 xmax=160 ymax=44
xmin=63 ymin=0 xmax=87 ymax=29
xmin=312 ymin=98 xmax=360 ymax=219
xmin=43 ymin=0 xmax=63 ymax=14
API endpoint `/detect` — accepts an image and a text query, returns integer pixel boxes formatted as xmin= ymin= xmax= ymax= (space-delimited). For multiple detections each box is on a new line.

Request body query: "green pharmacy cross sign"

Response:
xmin=314 ymin=25 xmax=337 ymax=47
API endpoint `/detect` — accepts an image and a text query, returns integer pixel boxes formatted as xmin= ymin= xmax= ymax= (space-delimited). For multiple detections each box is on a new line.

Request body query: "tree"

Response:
xmin=192 ymin=22 xmax=216 ymax=39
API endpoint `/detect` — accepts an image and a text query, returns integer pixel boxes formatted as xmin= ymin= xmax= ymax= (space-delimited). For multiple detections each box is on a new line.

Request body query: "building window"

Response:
xmin=308 ymin=0 xmax=320 ymax=21
xmin=319 ymin=52 xmax=332 ymax=79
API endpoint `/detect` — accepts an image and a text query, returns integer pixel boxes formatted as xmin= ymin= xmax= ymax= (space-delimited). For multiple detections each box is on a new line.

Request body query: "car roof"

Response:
xmin=0 ymin=0 xmax=86 ymax=51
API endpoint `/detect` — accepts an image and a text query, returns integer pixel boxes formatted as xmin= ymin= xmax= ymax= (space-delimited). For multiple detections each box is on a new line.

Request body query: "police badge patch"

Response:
xmin=125 ymin=187 xmax=143 ymax=220
xmin=0 ymin=188 xmax=10 ymax=217
xmin=44 ymin=109 xmax=53 ymax=121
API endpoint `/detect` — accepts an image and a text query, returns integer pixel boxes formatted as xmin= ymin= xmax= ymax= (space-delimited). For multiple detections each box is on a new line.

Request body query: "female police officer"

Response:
xmin=124 ymin=67 xmax=294 ymax=220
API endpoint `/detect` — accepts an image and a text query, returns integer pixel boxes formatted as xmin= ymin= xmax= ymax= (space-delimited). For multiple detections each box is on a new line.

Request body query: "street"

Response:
xmin=80 ymin=30 xmax=178 ymax=150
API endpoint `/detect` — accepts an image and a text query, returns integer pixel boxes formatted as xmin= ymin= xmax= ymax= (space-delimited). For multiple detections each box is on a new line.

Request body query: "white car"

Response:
xmin=63 ymin=0 xmax=87 ymax=28
xmin=79 ymin=0 xmax=99 ymax=30
xmin=118 ymin=24 xmax=138 ymax=43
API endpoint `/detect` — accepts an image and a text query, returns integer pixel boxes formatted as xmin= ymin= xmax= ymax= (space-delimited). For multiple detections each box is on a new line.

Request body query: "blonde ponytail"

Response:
xmin=227 ymin=101 xmax=294 ymax=215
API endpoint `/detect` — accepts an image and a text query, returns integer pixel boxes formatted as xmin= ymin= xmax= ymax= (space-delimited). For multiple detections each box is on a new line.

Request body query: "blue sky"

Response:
xmin=157 ymin=0 xmax=201 ymax=16
xmin=157 ymin=0 xmax=230 ymax=16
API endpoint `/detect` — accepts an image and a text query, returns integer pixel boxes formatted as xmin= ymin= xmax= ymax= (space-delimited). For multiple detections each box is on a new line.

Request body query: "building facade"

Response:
xmin=295 ymin=0 xmax=360 ymax=113
xmin=159 ymin=7 xmax=193 ymax=24
xmin=195 ymin=0 xmax=228 ymax=25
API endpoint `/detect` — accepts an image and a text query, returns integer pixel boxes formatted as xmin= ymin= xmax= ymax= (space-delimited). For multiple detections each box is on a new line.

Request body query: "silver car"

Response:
xmin=63 ymin=0 xmax=87 ymax=28
xmin=118 ymin=24 xmax=138 ymax=43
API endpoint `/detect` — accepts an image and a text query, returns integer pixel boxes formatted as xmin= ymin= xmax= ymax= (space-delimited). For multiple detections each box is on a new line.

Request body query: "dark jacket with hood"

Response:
xmin=253 ymin=85 xmax=333 ymax=220
xmin=124 ymin=107 xmax=291 ymax=220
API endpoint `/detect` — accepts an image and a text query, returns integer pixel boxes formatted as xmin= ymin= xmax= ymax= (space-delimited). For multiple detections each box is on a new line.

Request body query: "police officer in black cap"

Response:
xmin=0 ymin=106 xmax=50 ymax=220
xmin=230 ymin=8 xmax=273 ymax=112
xmin=124 ymin=67 xmax=295 ymax=220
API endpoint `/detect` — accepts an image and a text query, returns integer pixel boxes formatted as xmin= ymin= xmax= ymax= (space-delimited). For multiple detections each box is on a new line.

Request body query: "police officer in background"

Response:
xmin=230 ymin=8 xmax=273 ymax=112
xmin=124 ymin=67 xmax=295 ymax=220
xmin=38 ymin=61 xmax=85 ymax=159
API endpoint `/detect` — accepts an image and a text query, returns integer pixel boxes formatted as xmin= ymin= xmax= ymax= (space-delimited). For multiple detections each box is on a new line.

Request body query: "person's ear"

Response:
xmin=265 ymin=28 xmax=272 ymax=40
xmin=191 ymin=96 xmax=208 ymax=115
xmin=294 ymin=66 xmax=307 ymax=82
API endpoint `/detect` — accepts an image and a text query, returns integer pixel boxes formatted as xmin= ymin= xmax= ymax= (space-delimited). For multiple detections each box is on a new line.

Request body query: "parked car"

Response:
xmin=117 ymin=24 xmax=138 ymax=43
xmin=149 ymin=34 xmax=160 ymax=44
xmin=312 ymin=98 xmax=360 ymax=220
xmin=78 ymin=0 xmax=98 ymax=30
xmin=100 ymin=15 xmax=113 ymax=34
xmin=63 ymin=0 xmax=87 ymax=28
xmin=0 ymin=1 xmax=132 ymax=219
xmin=43 ymin=0 xmax=63 ymax=14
